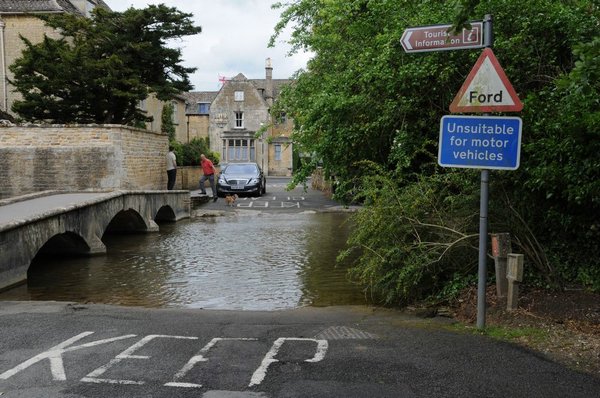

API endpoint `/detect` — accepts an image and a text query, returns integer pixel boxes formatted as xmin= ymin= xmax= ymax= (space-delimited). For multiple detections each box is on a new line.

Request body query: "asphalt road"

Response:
xmin=192 ymin=177 xmax=354 ymax=214
xmin=0 ymin=302 xmax=598 ymax=398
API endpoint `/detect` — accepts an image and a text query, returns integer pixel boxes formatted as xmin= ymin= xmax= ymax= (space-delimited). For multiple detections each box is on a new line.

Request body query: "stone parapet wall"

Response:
xmin=172 ymin=166 xmax=223 ymax=191
xmin=176 ymin=166 xmax=202 ymax=190
xmin=0 ymin=125 xmax=168 ymax=199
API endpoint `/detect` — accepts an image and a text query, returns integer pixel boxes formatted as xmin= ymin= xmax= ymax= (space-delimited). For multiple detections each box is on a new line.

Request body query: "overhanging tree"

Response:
xmin=272 ymin=0 xmax=599 ymax=302
xmin=9 ymin=5 xmax=201 ymax=125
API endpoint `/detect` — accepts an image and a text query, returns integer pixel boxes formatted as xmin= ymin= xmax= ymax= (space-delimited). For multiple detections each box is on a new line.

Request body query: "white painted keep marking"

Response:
xmin=0 ymin=333 xmax=329 ymax=389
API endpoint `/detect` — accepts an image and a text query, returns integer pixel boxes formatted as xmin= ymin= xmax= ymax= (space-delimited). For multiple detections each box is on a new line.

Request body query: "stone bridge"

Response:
xmin=0 ymin=191 xmax=190 ymax=291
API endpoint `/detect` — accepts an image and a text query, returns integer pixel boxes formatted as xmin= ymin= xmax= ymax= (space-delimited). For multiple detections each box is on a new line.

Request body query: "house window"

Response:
xmin=197 ymin=102 xmax=210 ymax=114
xmin=234 ymin=111 xmax=244 ymax=129
xmin=274 ymin=144 xmax=282 ymax=161
xmin=277 ymin=112 xmax=287 ymax=124
xmin=223 ymin=139 xmax=255 ymax=161
xmin=234 ymin=91 xmax=244 ymax=101
xmin=171 ymin=101 xmax=178 ymax=124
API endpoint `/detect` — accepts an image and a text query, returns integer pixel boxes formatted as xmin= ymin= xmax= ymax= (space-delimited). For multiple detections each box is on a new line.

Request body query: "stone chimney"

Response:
xmin=265 ymin=58 xmax=273 ymax=106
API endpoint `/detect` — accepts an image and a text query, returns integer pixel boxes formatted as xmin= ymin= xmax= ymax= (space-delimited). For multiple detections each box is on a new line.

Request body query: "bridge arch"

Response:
xmin=155 ymin=205 xmax=177 ymax=222
xmin=28 ymin=232 xmax=94 ymax=278
xmin=104 ymin=209 xmax=151 ymax=234
xmin=32 ymin=231 xmax=91 ymax=258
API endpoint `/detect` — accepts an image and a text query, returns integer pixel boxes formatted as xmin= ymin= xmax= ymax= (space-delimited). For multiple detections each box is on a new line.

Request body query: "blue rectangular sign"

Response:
xmin=438 ymin=115 xmax=522 ymax=170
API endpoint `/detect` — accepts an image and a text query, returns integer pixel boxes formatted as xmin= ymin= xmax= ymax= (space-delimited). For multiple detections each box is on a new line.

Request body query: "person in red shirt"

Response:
xmin=199 ymin=154 xmax=218 ymax=202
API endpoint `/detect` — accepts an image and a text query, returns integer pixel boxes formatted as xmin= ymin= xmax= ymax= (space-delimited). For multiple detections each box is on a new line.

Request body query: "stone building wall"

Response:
xmin=268 ymin=139 xmax=293 ymax=176
xmin=268 ymin=117 xmax=294 ymax=176
xmin=0 ymin=125 xmax=168 ymax=199
xmin=173 ymin=98 xmax=188 ymax=143
xmin=139 ymin=95 xmax=187 ymax=140
xmin=186 ymin=115 xmax=210 ymax=143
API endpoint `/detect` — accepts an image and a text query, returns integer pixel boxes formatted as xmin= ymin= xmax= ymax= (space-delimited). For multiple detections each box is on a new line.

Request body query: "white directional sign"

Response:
xmin=401 ymin=22 xmax=483 ymax=53
xmin=450 ymin=48 xmax=523 ymax=113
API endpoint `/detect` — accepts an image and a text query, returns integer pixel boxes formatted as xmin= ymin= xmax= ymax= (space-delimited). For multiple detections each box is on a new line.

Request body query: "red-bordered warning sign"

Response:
xmin=450 ymin=48 xmax=523 ymax=113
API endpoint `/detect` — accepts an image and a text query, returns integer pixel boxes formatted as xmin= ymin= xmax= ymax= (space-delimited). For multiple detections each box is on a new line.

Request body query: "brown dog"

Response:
xmin=224 ymin=194 xmax=238 ymax=207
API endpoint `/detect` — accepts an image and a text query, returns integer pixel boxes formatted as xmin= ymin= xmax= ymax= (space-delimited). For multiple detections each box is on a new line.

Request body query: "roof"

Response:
xmin=182 ymin=91 xmax=218 ymax=103
xmin=250 ymin=78 xmax=292 ymax=98
xmin=94 ymin=0 xmax=110 ymax=10
xmin=181 ymin=75 xmax=293 ymax=115
xmin=217 ymin=72 xmax=292 ymax=98
xmin=0 ymin=0 xmax=110 ymax=15
xmin=182 ymin=91 xmax=218 ymax=115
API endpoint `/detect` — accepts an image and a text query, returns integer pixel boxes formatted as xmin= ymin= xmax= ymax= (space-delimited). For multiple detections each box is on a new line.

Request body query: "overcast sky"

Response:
xmin=103 ymin=0 xmax=310 ymax=92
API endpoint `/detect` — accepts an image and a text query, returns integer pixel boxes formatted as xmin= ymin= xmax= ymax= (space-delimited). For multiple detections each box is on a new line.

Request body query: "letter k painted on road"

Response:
xmin=0 ymin=332 xmax=136 ymax=381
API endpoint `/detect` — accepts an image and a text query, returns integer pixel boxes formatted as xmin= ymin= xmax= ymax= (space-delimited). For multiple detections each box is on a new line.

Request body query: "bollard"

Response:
xmin=491 ymin=233 xmax=511 ymax=298
xmin=506 ymin=253 xmax=524 ymax=311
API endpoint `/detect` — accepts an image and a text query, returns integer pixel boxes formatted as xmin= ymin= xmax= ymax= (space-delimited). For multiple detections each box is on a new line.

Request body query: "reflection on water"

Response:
xmin=0 ymin=212 xmax=367 ymax=310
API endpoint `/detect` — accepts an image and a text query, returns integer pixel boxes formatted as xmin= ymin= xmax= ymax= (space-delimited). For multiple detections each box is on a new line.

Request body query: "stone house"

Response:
xmin=182 ymin=59 xmax=294 ymax=176
xmin=0 ymin=0 xmax=185 ymax=138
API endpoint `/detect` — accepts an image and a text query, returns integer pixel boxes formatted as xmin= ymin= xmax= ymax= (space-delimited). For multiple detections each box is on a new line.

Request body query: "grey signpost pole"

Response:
xmin=476 ymin=14 xmax=493 ymax=329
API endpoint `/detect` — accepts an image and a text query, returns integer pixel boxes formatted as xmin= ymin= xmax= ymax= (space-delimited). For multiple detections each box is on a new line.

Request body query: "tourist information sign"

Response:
xmin=401 ymin=22 xmax=483 ymax=53
xmin=438 ymin=115 xmax=522 ymax=170
xmin=450 ymin=48 xmax=523 ymax=113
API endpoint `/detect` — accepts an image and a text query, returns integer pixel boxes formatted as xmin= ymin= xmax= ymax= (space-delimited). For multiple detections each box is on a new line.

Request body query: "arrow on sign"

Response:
xmin=450 ymin=48 xmax=523 ymax=113
xmin=402 ymin=31 xmax=414 ymax=50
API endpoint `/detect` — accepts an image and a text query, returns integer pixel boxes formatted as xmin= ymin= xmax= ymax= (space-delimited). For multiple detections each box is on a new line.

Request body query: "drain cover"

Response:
xmin=314 ymin=326 xmax=377 ymax=340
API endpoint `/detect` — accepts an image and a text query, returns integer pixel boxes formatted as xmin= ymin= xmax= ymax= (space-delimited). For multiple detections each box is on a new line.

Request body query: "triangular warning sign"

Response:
xmin=450 ymin=48 xmax=523 ymax=113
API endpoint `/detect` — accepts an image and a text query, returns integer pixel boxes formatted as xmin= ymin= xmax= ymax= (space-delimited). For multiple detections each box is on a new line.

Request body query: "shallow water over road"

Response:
xmin=0 ymin=212 xmax=367 ymax=310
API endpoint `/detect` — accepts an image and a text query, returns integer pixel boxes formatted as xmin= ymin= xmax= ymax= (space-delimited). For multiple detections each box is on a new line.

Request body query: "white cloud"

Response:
xmin=103 ymin=0 xmax=311 ymax=91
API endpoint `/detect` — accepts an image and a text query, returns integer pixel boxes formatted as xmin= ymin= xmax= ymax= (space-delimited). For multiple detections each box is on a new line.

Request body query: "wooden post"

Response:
xmin=491 ymin=233 xmax=511 ymax=298
xmin=506 ymin=254 xmax=524 ymax=311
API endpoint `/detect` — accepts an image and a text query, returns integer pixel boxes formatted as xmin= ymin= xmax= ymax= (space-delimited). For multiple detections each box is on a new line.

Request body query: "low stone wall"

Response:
xmin=172 ymin=165 xmax=223 ymax=191
xmin=176 ymin=166 xmax=202 ymax=190
xmin=0 ymin=125 xmax=168 ymax=199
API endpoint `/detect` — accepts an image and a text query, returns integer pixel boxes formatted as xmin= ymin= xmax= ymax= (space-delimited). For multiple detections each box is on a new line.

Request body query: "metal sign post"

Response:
xmin=477 ymin=14 xmax=493 ymax=329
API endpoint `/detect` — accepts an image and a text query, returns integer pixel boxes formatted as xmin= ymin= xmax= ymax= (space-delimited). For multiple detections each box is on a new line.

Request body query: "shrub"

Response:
xmin=171 ymin=138 xmax=219 ymax=167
